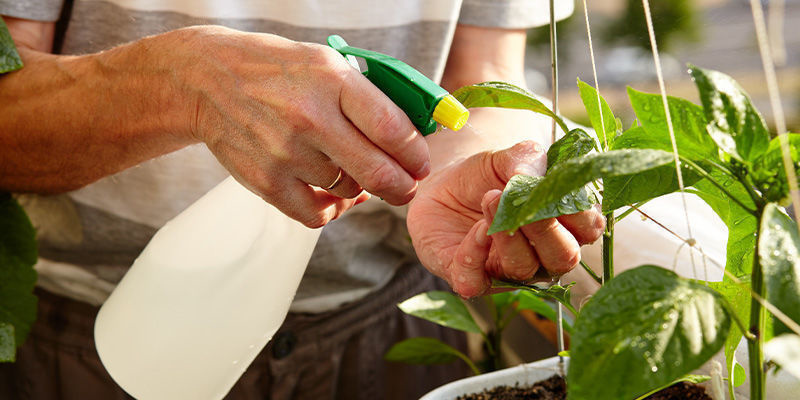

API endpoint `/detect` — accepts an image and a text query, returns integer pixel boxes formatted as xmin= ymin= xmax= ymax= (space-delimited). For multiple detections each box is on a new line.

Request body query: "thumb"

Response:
xmin=486 ymin=140 xmax=547 ymax=184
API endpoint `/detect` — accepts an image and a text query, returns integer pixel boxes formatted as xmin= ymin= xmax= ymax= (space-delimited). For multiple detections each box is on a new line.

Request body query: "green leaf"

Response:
xmin=490 ymin=291 xmax=518 ymax=319
xmin=491 ymin=175 xmax=599 ymax=233
xmin=603 ymin=127 xmax=702 ymax=212
xmin=515 ymin=290 xmax=574 ymax=334
xmin=0 ymin=322 xmax=14 ymax=362
xmin=0 ymin=17 xmax=23 ymax=74
xmin=752 ymin=134 xmax=800 ymax=203
xmin=689 ymin=170 xmax=757 ymax=278
xmin=759 ymin=203 xmax=800 ymax=336
xmin=493 ymin=280 xmax=576 ymax=316
xmin=397 ymin=291 xmax=481 ymax=333
xmin=708 ymin=277 xmax=751 ymax=393
xmin=626 ymin=87 xmax=720 ymax=161
xmin=689 ymin=65 xmax=770 ymax=163
xmin=452 ymin=81 xmax=568 ymax=133
xmin=547 ymin=128 xmax=597 ymax=170
xmin=568 ymin=265 xmax=731 ymax=400
xmin=764 ymin=334 xmax=800 ymax=380
xmin=384 ymin=337 xmax=467 ymax=365
xmin=733 ymin=362 xmax=746 ymax=387
xmin=578 ymin=78 xmax=617 ymax=148
xmin=489 ymin=149 xmax=674 ymax=234
xmin=0 ymin=194 xmax=38 ymax=363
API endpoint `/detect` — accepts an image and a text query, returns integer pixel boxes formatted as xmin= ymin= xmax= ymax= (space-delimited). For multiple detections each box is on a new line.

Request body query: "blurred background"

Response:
xmin=524 ymin=0 xmax=800 ymax=133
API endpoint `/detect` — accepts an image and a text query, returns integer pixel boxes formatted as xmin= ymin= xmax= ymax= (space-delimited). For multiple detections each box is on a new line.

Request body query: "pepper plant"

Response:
xmin=392 ymin=65 xmax=800 ymax=400
xmin=0 ymin=16 xmax=38 ymax=364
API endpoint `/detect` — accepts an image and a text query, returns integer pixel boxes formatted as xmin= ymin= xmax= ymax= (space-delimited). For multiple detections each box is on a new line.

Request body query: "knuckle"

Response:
xmin=552 ymin=249 xmax=581 ymax=275
xmin=283 ymin=97 xmax=318 ymax=133
xmin=373 ymin=109 xmax=405 ymax=139
xmin=301 ymin=210 xmax=330 ymax=229
xmin=362 ymin=161 xmax=398 ymax=194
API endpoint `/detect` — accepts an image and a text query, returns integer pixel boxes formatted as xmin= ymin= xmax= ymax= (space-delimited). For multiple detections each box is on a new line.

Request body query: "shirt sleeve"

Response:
xmin=459 ymin=0 xmax=574 ymax=29
xmin=0 ymin=0 xmax=65 ymax=22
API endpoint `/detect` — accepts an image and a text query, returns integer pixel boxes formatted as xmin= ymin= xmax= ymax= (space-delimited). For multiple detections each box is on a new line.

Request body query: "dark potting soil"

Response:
xmin=455 ymin=375 xmax=711 ymax=400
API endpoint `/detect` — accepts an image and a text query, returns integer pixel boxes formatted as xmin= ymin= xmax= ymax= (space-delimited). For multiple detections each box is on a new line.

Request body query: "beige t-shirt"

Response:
xmin=2 ymin=0 xmax=574 ymax=312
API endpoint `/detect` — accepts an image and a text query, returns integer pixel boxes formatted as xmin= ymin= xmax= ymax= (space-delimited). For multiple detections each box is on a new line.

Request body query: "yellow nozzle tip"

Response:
xmin=432 ymin=95 xmax=469 ymax=131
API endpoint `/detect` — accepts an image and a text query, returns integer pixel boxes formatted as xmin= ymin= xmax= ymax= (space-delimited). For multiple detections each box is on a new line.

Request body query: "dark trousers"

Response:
xmin=0 ymin=263 xmax=469 ymax=400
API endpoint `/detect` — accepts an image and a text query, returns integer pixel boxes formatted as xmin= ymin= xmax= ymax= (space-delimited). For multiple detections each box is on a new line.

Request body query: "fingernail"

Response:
xmin=475 ymin=221 xmax=490 ymax=246
xmin=416 ymin=161 xmax=431 ymax=179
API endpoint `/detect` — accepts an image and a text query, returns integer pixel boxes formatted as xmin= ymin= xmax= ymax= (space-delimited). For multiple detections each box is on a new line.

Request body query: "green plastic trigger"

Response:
xmin=327 ymin=35 xmax=448 ymax=135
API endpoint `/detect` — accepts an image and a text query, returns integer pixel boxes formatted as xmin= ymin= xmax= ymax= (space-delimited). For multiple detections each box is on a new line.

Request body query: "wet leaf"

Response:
xmin=0 ymin=194 xmax=38 ymax=363
xmin=452 ymin=81 xmax=568 ymax=133
xmin=578 ymin=78 xmax=617 ymax=148
xmin=0 ymin=17 xmax=23 ymax=74
xmin=384 ymin=337 xmax=468 ymax=365
xmin=398 ymin=291 xmax=481 ymax=333
xmin=708 ymin=277 xmax=751 ymax=393
xmin=516 ymin=291 xmax=574 ymax=334
xmin=689 ymin=65 xmax=769 ymax=163
xmin=489 ymin=149 xmax=673 ymax=234
xmin=491 ymin=175 xmax=599 ymax=234
xmin=568 ymin=265 xmax=730 ymax=400
xmin=759 ymin=203 xmax=800 ymax=335
xmin=751 ymin=134 xmax=800 ymax=203
xmin=547 ymin=128 xmax=597 ymax=170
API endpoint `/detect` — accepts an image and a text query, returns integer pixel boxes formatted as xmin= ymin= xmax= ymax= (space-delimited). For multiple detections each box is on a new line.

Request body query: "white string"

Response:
xmin=581 ymin=0 xmax=608 ymax=152
xmin=768 ymin=0 xmax=787 ymax=67
xmin=640 ymin=0 xmax=698 ymax=276
xmin=749 ymin=0 xmax=800 ymax=233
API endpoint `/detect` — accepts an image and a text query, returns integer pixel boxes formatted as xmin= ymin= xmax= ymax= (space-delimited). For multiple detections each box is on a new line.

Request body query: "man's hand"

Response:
xmin=1 ymin=22 xmax=430 ymax=228
xmin=179 ymin=27 xmax=430 ymax=227
xmin=407 ymin=141 xmax=604 ymax=298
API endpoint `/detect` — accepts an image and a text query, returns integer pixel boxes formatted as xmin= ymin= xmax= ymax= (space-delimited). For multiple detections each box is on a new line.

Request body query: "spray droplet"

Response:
xmin=651 ymin=366 xmax=658 ymax=372
xmin=464 ymin=256 xmax=473 ymax=264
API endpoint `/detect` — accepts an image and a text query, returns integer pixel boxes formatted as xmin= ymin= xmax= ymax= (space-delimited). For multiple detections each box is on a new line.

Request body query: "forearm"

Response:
xmin=0 ymin=32 xmax=196 ymax=193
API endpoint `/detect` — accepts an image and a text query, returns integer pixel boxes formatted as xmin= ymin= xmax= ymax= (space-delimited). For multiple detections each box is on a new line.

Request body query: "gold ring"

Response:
xmin=324 ymin=168 xmax=344 ymax=190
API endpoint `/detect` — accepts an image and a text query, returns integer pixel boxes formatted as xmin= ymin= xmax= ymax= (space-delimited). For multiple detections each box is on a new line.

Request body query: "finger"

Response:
xmin=321 ymin=116 xmax=418 ymax=205
xmin=448 ymin=219 xmax=492 ymax=298
xmin=520 ymin=218 xmax=581 ymax=277
xmin=251 ymin=173 xmax=358 ymax=228
xmin=293 ymin=151 xmax=364 ymax=199
xmin=339 ymin=71 xmax=431 ymax=180
xmin=482 ymin=141 xmax=547 ymax=187
xmin=557 ymin=208 xmax=605 ymax=245
xmin=482 ymin=190 xmax=541 ymax=281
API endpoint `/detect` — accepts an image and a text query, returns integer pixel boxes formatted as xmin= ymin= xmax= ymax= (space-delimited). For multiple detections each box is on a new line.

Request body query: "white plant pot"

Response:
xmin=420 ymin=357 xmax=564 ymax=400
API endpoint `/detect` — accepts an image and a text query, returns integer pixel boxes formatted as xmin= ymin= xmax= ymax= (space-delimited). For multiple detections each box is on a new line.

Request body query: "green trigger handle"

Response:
xmin=327 ymin=35 xmax=468 ymax=135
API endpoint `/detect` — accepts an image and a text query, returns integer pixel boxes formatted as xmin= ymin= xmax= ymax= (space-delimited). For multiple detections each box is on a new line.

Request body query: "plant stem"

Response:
xmin=680 ymin=157 xmax=758 ymax=215
xmin=614 ymin=200 xmax=649 ymax=223
xmin=748 ymin=206 xmax=766 ymax=400
xmin=602 ymin=212 xmax=614 ymax=283
xmin=580 ymin=260 xmax=603 ymax=285
xmin=454 ymin=350 xmax=483 ymax=376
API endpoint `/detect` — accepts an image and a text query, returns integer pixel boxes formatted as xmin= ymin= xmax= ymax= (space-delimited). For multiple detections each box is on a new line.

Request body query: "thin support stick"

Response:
xmin=749 ymin=0 xmax=800 ymax=233
xmin=549 ymin=0 xmax=565 ymax=376
xmin=581 ymin=0 xmax=608 ymax=151
xmin=641 ymin=0 xmax=698 ymax=276
xmin=768 ymin=0 xmax=787 ymax=66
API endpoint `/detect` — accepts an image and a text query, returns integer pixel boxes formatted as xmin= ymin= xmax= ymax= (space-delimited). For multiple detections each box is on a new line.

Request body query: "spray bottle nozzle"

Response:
xmin=327 ymin=35 xmax=468 ymax=135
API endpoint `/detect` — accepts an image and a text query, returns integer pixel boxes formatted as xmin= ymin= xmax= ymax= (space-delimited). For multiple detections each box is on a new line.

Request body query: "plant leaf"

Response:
xmin=547 ymin=128 xmax=597 ymax=170
xmin=708 ymin=277 xmax=751 ymax=394
xmin=452 ymin=81 xmax=568 ymax=133
xmin=578 ymin=78 xmax=617 ymax=148
xmin=397 ymin=291 xmax=481 ymax=333
xmin=0 ymin=17 xmax=23 ymax=74
xmin=568 ymin=265 xmax=731 ymax=400
xmin=0 ymin=322 xmax=14 ymax=362
xmin=515 ymin=291 xmax=574 ymax=334
xmin=688 ymin=65 xmax=770 ymax=163
xmin=759 ymin=203 xmax=800 ymax=336
xmin=492 ymin=175 xmax=599 ymax=233
xmin=489 ymin=149 xmax=674 ymax=234
xmin=0 ymin=194 xmax=38 ymax=363
xmin=493 ymin=280 xmax=576 ymax=315
xmin=752 ymin=134 xmax=800 ymax=203
xmin=626 ymin=87 xmax=720 ymax=161
xmin=764 ymin=334 xmax=800 ymax=380
xmin=603 ymin=127 xmax=702 ymax=212
xmin=384 ymin=337 xmax=467 ymax=365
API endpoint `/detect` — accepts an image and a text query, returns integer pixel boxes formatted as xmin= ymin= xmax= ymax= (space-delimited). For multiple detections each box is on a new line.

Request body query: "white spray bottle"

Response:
xmin=93 ymin=35 xmax=468 ymax=399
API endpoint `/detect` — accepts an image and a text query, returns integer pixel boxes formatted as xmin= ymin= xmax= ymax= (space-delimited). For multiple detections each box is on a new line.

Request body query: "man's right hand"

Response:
xmin=1 ymin=22 xmax=430 ymax=228
xmin=171 ymin=27 xmax=430 ymax=227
